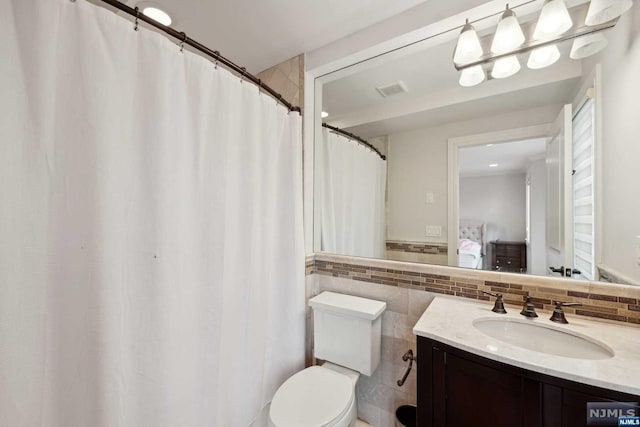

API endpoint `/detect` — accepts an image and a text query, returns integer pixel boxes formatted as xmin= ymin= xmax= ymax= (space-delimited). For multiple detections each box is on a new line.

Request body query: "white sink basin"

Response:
xmin=473 ymin=318 xmax=615 ymax=360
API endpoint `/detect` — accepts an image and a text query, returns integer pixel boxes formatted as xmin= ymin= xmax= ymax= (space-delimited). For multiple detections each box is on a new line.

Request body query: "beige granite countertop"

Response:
xmin=413 ymin=297 xmax=640 ymax=396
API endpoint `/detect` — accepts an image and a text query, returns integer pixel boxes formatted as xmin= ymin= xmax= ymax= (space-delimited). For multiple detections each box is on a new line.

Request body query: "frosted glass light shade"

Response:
xmin=491 ymin=55 xmax=521 ymax=79
xmin=527 ymin=44 xmax=561 ymax=69
xmin=585 ymin=0 xmax=632 ymax=26
xmin=454 ymin=21 xmax=484 ymax=64
xmin=491 ymin=7 xmax=525 ymax=54
xmin=533 ymin=0 xmax=573 ymax=40
xmin=570 ymin=33 xmax=608 ymax=59
xmin=459 ymin=66 xmax=486 ymax=87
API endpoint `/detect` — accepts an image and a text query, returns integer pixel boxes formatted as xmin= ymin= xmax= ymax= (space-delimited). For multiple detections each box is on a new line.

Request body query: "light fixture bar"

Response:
xmin=454 ymin=2 xmax=619 ymax=71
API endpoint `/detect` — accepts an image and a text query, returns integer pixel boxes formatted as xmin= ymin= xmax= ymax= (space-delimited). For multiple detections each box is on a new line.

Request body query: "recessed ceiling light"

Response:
xmin=139 ymin=3 xmax=172 ymax=26
xmin=321 ymin=111 xmax=329 ymax=118
xmin=489 ymin=163 xmax=499 ymax=168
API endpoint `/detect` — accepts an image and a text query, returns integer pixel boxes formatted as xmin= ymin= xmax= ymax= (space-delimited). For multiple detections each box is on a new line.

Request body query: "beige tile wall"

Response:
xmin=256 ymin=55 xmax=304 ymax=110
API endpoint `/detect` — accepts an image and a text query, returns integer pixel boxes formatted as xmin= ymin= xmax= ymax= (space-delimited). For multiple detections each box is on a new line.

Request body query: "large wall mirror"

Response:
xmin=313 ymin=0 xmax=640 ymax=286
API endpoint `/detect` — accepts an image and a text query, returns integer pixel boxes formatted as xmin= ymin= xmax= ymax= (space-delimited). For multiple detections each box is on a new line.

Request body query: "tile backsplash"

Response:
xmin=304 ymin=253 xmax=640 ymax=426
xmin=308 ymin=253 xmax=640 ymax=325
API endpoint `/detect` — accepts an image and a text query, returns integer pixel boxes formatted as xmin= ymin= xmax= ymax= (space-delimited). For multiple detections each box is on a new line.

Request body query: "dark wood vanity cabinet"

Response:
xmin=490 ymin=240 xmax=527 ymax=272
xmin=417 ymin=336 xmax=639 ymax=427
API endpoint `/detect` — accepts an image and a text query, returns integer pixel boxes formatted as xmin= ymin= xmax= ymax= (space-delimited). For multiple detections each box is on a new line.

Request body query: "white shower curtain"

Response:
xmin=318 ymin=129 xmax=387 ymax=258
xmin=0 ymin=1 xmax=304 ymax=426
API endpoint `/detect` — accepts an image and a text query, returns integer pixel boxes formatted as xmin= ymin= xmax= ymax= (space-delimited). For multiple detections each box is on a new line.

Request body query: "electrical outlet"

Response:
xmin=426 ymin=192 xmax=434 ymax=204
xmin=425 ymin=226 xmax=442 ymax=237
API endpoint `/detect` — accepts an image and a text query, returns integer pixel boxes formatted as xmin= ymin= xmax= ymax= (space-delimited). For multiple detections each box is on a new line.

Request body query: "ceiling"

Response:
xmin=104 ymin=0 xmax=429 ymax=73
xmin=459 ymin=138 xmax=547 ymax=177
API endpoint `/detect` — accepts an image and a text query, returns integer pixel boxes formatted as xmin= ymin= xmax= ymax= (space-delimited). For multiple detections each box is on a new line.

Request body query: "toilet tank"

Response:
xmin=309 ymin=292 xmax=386 ymax=376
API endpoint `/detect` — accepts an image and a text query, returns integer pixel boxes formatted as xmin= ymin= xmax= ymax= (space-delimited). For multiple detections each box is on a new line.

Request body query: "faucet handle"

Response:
xmin=550 ymin=301 xmax=582 ymax=324
xmin=481 ymin=290 xmax=507 ymax=314
xmin=520 ymin=296 xmax=538 ymax=318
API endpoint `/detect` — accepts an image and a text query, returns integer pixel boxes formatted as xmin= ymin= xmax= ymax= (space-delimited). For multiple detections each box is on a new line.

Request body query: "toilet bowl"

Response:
xmin=269 ymin=292 xmax=386 ymax=427
xmin=269 ymin=363 xmax=359 ymax=427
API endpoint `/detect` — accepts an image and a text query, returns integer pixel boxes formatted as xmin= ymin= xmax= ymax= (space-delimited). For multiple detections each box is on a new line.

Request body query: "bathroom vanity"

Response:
xmin=413 ymin=298 xmax=640 ymax=427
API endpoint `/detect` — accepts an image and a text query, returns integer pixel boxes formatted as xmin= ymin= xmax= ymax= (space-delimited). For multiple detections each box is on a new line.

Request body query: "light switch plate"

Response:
xmin=426 ymin=192 xmax=434 ymax=204
xmin=426 ymin=225 xmax=442 ymax=237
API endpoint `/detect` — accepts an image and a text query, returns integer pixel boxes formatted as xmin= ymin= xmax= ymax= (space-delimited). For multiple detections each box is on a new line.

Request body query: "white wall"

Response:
xmin=582 ymin=5 xmax=640 ymax=282
xmin=386 ymin=105 xmax=559 ymax=244
xmin=527 ymin=159 xmax=547 ymax=276
xmin=459 ymin=173 xmax=527 ymax=243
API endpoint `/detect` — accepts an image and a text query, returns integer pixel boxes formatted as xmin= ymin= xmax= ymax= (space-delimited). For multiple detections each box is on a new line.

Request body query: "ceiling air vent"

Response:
xmin=376 ymin=81 xmax=408 ymax=98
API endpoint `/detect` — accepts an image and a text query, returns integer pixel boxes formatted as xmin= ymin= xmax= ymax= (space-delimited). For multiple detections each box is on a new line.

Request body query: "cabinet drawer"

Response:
xmin=495 ymin=256 xmax=522 ymax=268
xmin=495 ymin=244 xmax=523 ymax=257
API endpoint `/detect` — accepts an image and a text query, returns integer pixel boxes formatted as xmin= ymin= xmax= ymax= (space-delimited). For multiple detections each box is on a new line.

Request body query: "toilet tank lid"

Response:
xmin=309 ymin=292 xmax=386 ymax=320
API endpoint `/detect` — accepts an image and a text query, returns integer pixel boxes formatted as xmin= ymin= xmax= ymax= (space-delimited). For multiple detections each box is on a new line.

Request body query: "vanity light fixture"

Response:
xmin=491 ymin=4 xmax=525 ymax=54
xmin=585 ymin=0 xmax=632 ymax=26
xmin=454 ymin=19 xmax=484 ymax=64
xmin=321 ymin=111 xmax=329 ymax=119
xmin=570 ymin=32 xmax=608 ymax=59
xmin=533 ymin=0 xmax=573 ymax=40
xmin=459 ymin=65 xmax=486 ymax=87
xmin=455 ymin=1 xmax=625 ymax=88
xmin=491 ymin=55 xmax=521 ymax=79
xmin=527 ymin=44 xmax=561 ymax=69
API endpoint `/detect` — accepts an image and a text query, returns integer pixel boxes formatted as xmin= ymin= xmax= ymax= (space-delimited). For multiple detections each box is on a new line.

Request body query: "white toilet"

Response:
xmin=269 ymin=291 xmax=386 ymax=427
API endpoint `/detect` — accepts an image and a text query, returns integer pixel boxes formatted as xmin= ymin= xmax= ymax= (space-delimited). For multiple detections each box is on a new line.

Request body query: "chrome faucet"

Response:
xmin=550 ymin=301 xmax=582 ymax=324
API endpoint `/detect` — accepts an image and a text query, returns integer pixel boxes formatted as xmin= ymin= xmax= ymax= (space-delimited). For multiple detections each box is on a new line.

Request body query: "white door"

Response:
xmin=546 ymin=104 xmax=573 ymax=276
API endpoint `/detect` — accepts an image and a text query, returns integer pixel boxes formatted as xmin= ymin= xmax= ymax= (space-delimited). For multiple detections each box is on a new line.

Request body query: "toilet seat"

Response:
xmin=270 ymin=366 xmax=354 ymax=427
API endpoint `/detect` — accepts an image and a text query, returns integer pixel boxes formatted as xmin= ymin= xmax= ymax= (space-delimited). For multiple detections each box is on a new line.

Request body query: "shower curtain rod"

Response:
xmin=97 ymin=0 xmax=301 ymax=113
xmin=322 ymin=123 xmax=386 ymax=160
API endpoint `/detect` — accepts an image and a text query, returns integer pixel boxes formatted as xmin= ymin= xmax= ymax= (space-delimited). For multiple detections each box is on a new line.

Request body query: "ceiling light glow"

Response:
xmin=489 ymin=163 xmax=499 ymax=168
xmin=142 ymin=6 xmax=172 ymax=26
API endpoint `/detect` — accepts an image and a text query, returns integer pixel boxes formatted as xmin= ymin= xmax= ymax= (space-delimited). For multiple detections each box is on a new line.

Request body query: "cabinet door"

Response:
xmin=437 ymin=351 xmax=540 ymax=427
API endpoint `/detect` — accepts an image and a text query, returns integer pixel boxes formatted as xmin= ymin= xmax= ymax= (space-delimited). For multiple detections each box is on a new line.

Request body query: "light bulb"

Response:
xmin=570 ymin=33 xmax=608 ymax=59
xmin=585 ymin=0 xmax=633 ymax=26
xmin=533 ymin=0 xmax=573 ymax=40
xmin=491 ymin=55 xmax=521 ymax=79
xmin=454 ymin=20 xmax=484 ymax=64
xmin=491 ymin=5 xmax=525 ymax=54
xmin=459 ymin=66 xmax=486 ymax=87
xmin=321 ymin=111 xmax=329 ymax=118
xmin=527 ymin=44 xmax=560 ymax=69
